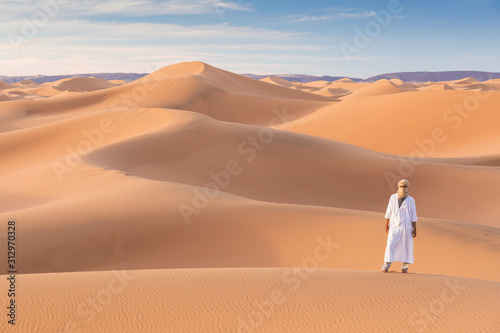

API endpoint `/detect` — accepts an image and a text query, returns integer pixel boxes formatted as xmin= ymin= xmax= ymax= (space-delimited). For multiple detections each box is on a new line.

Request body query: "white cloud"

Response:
xmin=0 ymin=39 xmax=362 ymax=76
xmin=197 ymin=44 xmax=333 ymax=51
xmin=76 ymin=0 xmax=253 ymax=16
xmin=0 ymin=1 xmax=349 ymax=76
xmin=0 ymin=0 xmax=252 ymax=19
xmin=284 ymin=15 xmax=330 ymax=23
xmin=284 ymin=10 xmax=376 ymax=23
xmin=1 ymin=19 xmax=303 ymax=46
xmin=335 ymin=11 xmax=376 ymax=19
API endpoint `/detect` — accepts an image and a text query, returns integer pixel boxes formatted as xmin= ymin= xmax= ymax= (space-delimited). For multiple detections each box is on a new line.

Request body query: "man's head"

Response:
xmin=397 ymin=179 xmax=410 ymax=198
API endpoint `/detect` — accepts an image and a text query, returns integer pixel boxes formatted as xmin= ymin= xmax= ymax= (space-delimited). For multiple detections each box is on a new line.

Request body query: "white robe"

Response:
xmin=384 ymin=194 xmax=417 ymax=263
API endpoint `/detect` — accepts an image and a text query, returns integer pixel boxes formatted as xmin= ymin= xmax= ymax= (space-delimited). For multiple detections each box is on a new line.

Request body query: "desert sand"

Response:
xmin=1 ymin=62 xmax=499 ymax=332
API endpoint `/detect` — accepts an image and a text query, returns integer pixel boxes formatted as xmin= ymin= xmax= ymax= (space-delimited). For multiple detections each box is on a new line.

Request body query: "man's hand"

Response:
xmin=385 ymin=219 xmax=390 ymax=233
xmin=412 ymin=222 xmax=417 ymax=238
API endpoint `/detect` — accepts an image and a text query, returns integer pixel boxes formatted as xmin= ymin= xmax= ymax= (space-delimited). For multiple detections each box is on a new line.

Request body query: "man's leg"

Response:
xmin=401 ymin=262 xmax=410 ymax=273
xmin=381 ymin=262 xmax=391 ymax=272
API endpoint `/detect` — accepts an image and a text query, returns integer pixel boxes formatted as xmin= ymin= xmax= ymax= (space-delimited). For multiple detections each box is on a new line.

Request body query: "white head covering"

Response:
xmin=397 ymin=179 xmax=410 ymax=198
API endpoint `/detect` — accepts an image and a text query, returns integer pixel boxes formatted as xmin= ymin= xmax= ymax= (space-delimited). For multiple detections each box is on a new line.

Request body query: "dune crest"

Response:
xmin=452 ymin=77 xmax=480 ymax=85
xmin=52 ymin=77 xmax=118 ymax=92
xmin=14 ymin=79 xmax=36 ymax=86
xmin=419 ymin=83 xmax=455 ymax=90
xmin=0 ymin=80 xmax=14 ymax=89
xmin=347 ymin=79 xmax=407 ymax=97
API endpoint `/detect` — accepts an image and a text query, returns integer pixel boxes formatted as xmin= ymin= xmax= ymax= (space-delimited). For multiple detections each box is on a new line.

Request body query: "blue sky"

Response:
xmin=1 ymin=0 xmax=499 ymax=77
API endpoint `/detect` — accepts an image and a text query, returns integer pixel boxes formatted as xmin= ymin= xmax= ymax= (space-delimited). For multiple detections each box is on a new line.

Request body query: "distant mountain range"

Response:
xmin=246 ymin=71 xmax=500 ymax=83
xmin=0 ymin=73 xmax=148 ymax=84
xmin=241 ymin=74 xmax=366 ymax=83
xmin=1 ymin=70 xmax=499 ymax=84
xmin=366 ymin=71 xmax=500 ymax=82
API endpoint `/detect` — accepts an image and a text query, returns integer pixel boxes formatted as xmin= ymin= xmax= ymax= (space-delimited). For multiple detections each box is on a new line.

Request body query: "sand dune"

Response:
xmin=1 ymin=268 xmax=498 ymax=332
xmin=1 ymin=181 xmax=499 ymax=279
xmin=52 ymin=77 xmax=119 ymax=92
xmin=109 ymin=79 xmax=127 ymax=85
xmin=0 ymin=62 xmax=332 ymax=130
xmin=323 ymin=87 xmax=352 ymax=96
xmin=24 ymin=85 xmax=67 ymax=97
xmin=2 ymin=89 xmax=32 ymax=97
xmin=335 ymin=77 xmax=354 ymax=83
xmin=260 ymin=77 xmax=329 ymax=96
xmin=0 ymin=80 xmax=14 ymax=89
xmin=462 ymin=83 xmax=500 ymax=91
xmin=80 ymin=108 xmax=500 ymax=227
xmin=312 ymin=87 xmax=350 ymax=99
xmin=451 ymin=77 xmax=480 ymax=85
xmin=346 ymin=79 xmax=406 ymax=97
xmin=390 ymin=78 xmax=417 ymax=91
xmin=0 ymin=94 xmax=19 ymax=101
xmin=300 ymin=81 xmax=351 ymax=99
xmin=302 ymin=80 xmax=330 ymax=89
xmin=260 ymin=76 xmax=296 ymax=88
xmin=282 ymin=89 xmax=500 ymax=157
xmin=13 ymin=79 xmax=36 ymax=86
xmin=1 ymin=61 xmax=499 ymax=332
xmin=328 ymin=80 xmax=368 ymax=92
xmin=419 ymin=83 xmax=455 ymax=90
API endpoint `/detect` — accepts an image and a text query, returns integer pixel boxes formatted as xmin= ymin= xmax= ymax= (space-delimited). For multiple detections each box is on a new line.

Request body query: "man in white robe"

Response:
xmin=382 ymin=179 xmax=417 ymax=273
